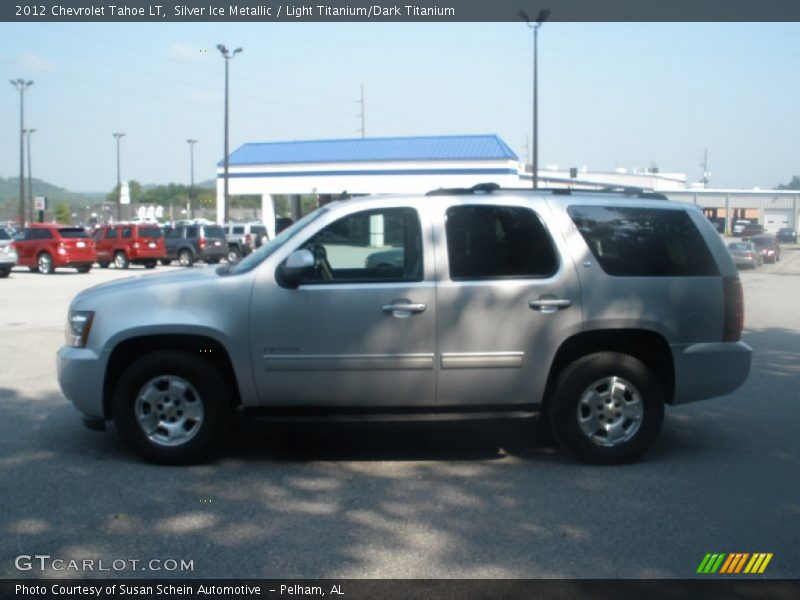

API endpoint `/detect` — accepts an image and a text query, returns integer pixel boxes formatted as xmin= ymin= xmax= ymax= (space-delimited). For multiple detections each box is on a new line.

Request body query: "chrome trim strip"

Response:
xmin=263 ymin=353 xmax=435 ymax=371
xmin=441 ymin=352 xmax=524 ymax=369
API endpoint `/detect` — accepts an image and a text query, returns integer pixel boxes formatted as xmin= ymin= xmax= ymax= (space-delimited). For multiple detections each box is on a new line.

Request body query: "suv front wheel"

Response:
xmin=112 ymin=351 xmax=231 ymax=464
xmin=549 ymin=352 xmax=664 ymax=465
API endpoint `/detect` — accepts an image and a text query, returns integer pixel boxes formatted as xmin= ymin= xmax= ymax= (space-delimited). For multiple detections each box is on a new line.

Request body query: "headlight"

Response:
xmin=66 ymin=310 xmax=95 ymax=348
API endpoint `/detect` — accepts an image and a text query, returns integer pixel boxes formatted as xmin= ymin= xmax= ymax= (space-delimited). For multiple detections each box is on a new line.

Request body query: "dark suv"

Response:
xmin=162 ymin=222 xmax=227 ymax=267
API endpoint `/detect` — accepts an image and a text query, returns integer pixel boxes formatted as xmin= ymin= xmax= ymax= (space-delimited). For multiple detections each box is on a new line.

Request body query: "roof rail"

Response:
xmin=426 ymin=182 xmax=500 ymax=196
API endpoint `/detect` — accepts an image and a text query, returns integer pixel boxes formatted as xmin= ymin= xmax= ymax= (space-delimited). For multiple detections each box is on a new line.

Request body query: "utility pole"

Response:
xmin=24 ymin=128 xmax=35 ymax=224
xmin=217 ymin=44 xmax=243 ymax=224
xmin=10 ymin=79 xmax=33 ymax=226
xmin=520 ymin=9 xmax=549 ymax=189
xmin=187 ymin=139 xmax=198 ymax=218
xmin=113 ymin=132 xmax=125 ymax=221
xmin=701 ymin=148 xmax=711 ymax=187
xmin=357 ymin=83 xmax=365 ymax=138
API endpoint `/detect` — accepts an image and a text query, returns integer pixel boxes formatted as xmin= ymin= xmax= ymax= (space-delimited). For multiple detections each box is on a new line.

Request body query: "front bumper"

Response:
xmin=671 ymin=341 xmax=752 ymax=404
xmin=56 ymin=346 xmax=106 ymax=420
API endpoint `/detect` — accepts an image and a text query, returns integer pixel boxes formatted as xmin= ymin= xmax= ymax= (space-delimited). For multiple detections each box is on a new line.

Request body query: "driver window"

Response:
xmin=299 ymin=208 xmax=422 ymax=284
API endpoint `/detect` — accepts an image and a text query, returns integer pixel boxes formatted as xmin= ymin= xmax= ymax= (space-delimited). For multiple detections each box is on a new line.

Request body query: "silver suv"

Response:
xmin=57 ymin=187 xmax=752 ymax=465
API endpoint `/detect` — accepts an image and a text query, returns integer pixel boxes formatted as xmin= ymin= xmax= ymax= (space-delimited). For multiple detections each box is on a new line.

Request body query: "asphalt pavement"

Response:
xmin=0 ymin=252 xmax=798 ymax=579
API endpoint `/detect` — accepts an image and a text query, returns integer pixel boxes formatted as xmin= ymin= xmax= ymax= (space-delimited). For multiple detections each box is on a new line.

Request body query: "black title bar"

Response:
xmin=3 ymin=1 xmax=800 ymax=22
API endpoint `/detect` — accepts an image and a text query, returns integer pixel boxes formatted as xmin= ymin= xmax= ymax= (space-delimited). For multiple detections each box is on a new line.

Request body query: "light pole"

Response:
xmin=10 ymin=79 xmax=33 ymax=226
xmin=217 ymin=44 xmax=242 ymax=224
xmin=24 ymin=128 xmax=36 ymax=223
xmin=520 ymin=8 xmax=549 ymax=189
xmin=113 ymin=132 xmax=125 ymax=221
xmin=187 ymin=139 xmax=198 ymax=218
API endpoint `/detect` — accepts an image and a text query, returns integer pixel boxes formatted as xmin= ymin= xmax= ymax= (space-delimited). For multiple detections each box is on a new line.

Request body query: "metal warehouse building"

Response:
xmin=216 ymin=134 xmax=800 ymax=237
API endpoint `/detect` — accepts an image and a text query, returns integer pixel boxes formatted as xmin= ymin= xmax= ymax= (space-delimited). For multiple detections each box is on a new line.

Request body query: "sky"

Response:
xmin=1 ymin=21 xmax=799 ymax=192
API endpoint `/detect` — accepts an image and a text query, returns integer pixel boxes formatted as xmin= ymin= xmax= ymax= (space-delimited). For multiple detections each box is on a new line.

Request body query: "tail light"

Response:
xmin=723 ymin=277 xmax=744 ymax=342
xmin=199 ymin=238 xmax=206 ymax=249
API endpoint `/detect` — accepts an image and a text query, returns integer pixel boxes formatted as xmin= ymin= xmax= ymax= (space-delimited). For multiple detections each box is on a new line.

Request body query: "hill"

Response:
xmin=0 ymin=176 xmax=94 ymax=207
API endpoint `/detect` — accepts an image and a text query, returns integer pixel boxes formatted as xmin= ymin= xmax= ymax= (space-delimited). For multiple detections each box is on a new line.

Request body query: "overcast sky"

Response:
xmin=1 ymin=22 xmax=799 ymax=192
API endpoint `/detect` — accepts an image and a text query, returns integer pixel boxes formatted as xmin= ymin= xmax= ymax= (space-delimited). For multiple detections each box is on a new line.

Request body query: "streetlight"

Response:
xmin=217 ymin=44 xmax=242 ymax=224
xmin=187 ymin=139 xmax=198 ymax=218
xmin=113 ymin=132 xmax=125 ymax=220
xmin=23 ymin=128 xmax=36 ymax=223
xmin=520 ymin=8 xmax=549 ymax=189
xmin=10 ymin=79 xmax=33 ymax=226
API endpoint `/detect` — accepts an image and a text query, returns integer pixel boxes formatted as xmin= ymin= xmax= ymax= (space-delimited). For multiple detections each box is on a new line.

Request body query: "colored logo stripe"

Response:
xmin=697 ymin=553 xmax=773 ymax=574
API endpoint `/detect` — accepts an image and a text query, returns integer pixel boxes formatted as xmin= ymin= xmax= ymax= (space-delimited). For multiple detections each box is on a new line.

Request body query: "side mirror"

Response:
xmin=278 ymin=249 xmax=314 ymax=288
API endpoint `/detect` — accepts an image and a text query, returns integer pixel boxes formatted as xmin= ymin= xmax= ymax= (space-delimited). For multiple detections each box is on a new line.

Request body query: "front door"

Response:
xmin=249 ymin=206 xmax=437 ymax=407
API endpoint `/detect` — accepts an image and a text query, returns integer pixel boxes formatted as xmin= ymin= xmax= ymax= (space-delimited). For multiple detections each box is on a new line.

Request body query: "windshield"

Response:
xmin=226 ymin=207 xmax=329 ymax=275
xmin=728 ymin=243 xmax=751 ymax=251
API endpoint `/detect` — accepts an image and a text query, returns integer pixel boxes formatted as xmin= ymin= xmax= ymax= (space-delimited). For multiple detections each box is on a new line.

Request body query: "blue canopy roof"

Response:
xmin=222 ymin=135 xmax=518 ymax=166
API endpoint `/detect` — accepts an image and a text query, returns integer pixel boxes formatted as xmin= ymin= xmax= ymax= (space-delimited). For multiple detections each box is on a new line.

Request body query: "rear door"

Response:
xmin=434 ymin=199 xmax=582 ymax=408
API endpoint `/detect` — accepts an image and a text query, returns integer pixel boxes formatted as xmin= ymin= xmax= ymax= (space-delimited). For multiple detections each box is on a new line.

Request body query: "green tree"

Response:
xmin=106 ymin=180 xmax=143 ymax=204
xmin=777 ymin=175 xmax=800 ymax=190
xmin=54 ymin=202 xmax=71 ymax=224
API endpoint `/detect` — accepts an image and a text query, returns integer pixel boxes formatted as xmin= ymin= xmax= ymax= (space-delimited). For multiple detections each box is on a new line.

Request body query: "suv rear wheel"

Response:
xmin=178 ymin=249 xmax=194 ymax=267
xmin=112 ymin=351 xmax=231 ymax=464
xmin=114 ymin=251 xmax=130 ymax=269
xmin=37 ymin=252 xmax=54 ymax=275
xmin=227 ymin=247 xmax=242 ymax=263
xmin=549 ymin=352 xmax=664 ymax=465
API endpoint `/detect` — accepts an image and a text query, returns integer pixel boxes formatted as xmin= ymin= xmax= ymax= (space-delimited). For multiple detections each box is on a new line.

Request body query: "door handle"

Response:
xmin=529 ymin=298 xmax=572 ymax=314
xmin=382 ymin=300 xmax=427 ymax=318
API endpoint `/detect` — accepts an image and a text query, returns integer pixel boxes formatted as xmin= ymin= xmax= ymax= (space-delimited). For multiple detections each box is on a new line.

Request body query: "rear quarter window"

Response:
xmin=138 ymin=227 xmax=162 ymax=238
xmin=204 ymin=226 xmax=225 ymax=239
xmin=56 ymin=228 xmax=89 ymax=239
xmin=568 ymin=205 xmax=719 ymax=277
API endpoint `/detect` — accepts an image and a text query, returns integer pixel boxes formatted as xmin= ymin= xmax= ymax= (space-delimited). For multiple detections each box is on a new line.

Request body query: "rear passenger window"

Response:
xmin=122 ymin=227 xmax=132 ymax=238
xmin=185 ymin=227 xmax=197 ymax=238
xmin=106 ymin=228 xmax=117 ymax=239
xmin=445 ymin=205 xmax=558 ymax=280
xmin=568 ymin=205 xmax=719 ymax=277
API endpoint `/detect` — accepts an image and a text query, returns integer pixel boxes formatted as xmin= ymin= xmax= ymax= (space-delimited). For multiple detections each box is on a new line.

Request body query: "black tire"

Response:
xmin=37 ymin=252 xmax=54 ymax=275
xmin=0 ymin=268 xmax=10 ymax=278
xmin=160 ymin=259 xmax=172 ymax=266
xmin=549 ymin=352 xmax=664 ymax=465
xmin=112 ymin=351 xmax=231 ymax=464
xmin=114 ymin=251 xmax=130 ymax=270
xmin=178 ymin=249 xmax=194 ymax=268
xmin=76 ymin=264 xmax=92 ymax=274
xmin=144 ymin=260 xmax=157 ymax=269
xmin=98 ymin=261 xmax=110 ymax=269
xmin=205 ymin=257 xmax=220 ymax=265
xmin=28 ymin=266 xmax=39 ymax=273
xmin=227 ymin=247 xmax=242 ymax=263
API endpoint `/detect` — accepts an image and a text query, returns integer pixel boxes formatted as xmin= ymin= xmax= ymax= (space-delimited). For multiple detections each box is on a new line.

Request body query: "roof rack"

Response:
xmin=424 ymin=181 xmax=667 ymax=201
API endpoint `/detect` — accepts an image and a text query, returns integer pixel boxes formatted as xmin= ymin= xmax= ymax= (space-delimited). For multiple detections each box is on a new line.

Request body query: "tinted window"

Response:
xmin=121 ymin=227 xmax=132 ymax=238
xmin=250 ymin=226 xmax=267 ymax=235
xmin=232 ymin=226 xmax=244 ymax=234
xmin=105 ymin=228 xmax=117 ymax=239
xmin=568 ymin=206 xmax=719 ymax=277
xmin=445 ymin=205 xmax=558 ymax=280
xmin=138 ymin=227 xmax=162 ymax=238
xmin=204 ymin=226 xmax=225 ymax=239
xmin=0 ymin=229 xmax=9 ymax=240
xmin=58 ymin=228 xmax=89 ymax=239
xmin=300 ymin=208 xmax=422 ymax=283
xmin=184 ymin=227 xmax=197 ymax=238
xmin=33 ymin=229 xmax=54 ymax=240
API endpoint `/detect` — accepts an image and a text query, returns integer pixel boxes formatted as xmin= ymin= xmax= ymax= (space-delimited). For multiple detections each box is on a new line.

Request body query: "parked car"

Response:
xmin=13 ymin=224 xmax=96 ymax=274
xmin=741 ymin=223 xmax=764 ymax=237
xmin=93 ymin=223 xmax=165 ymax=269
xmin=727 ymin=241 xmax=761 ymax=269
xmin=58 ymin=186 xmax=751 ymax=465
xmin=162 ymin=222 xmax=227 ymax=267
xmin=748 ymin=234 xmax=781 ymax=263
xmin=0 ymin=228 xmax=17 ymax=277
xmin=732 ymin=219 xmax=751 ymax=235
xmin=223 ymin=222 xmax=268 ymax=263
xmin=776 ymin=228 xmax=797 ymax=244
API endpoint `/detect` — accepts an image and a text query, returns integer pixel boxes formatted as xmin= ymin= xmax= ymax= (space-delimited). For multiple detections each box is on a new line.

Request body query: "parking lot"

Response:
xmin=1 ymin=248 xmax=799 ymax=579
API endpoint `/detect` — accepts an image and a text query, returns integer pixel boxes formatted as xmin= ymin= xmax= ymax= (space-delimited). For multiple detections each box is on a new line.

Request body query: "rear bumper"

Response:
xmin=671 ymin=341 xmax=752 ymax=404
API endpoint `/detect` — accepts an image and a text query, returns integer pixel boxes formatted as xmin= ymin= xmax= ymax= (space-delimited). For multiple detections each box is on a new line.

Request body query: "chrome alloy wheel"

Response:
xmin=134 ymin=375 xmax=204 ymax=447
xmin=576 ymin=376 xmax=643 ymax=447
